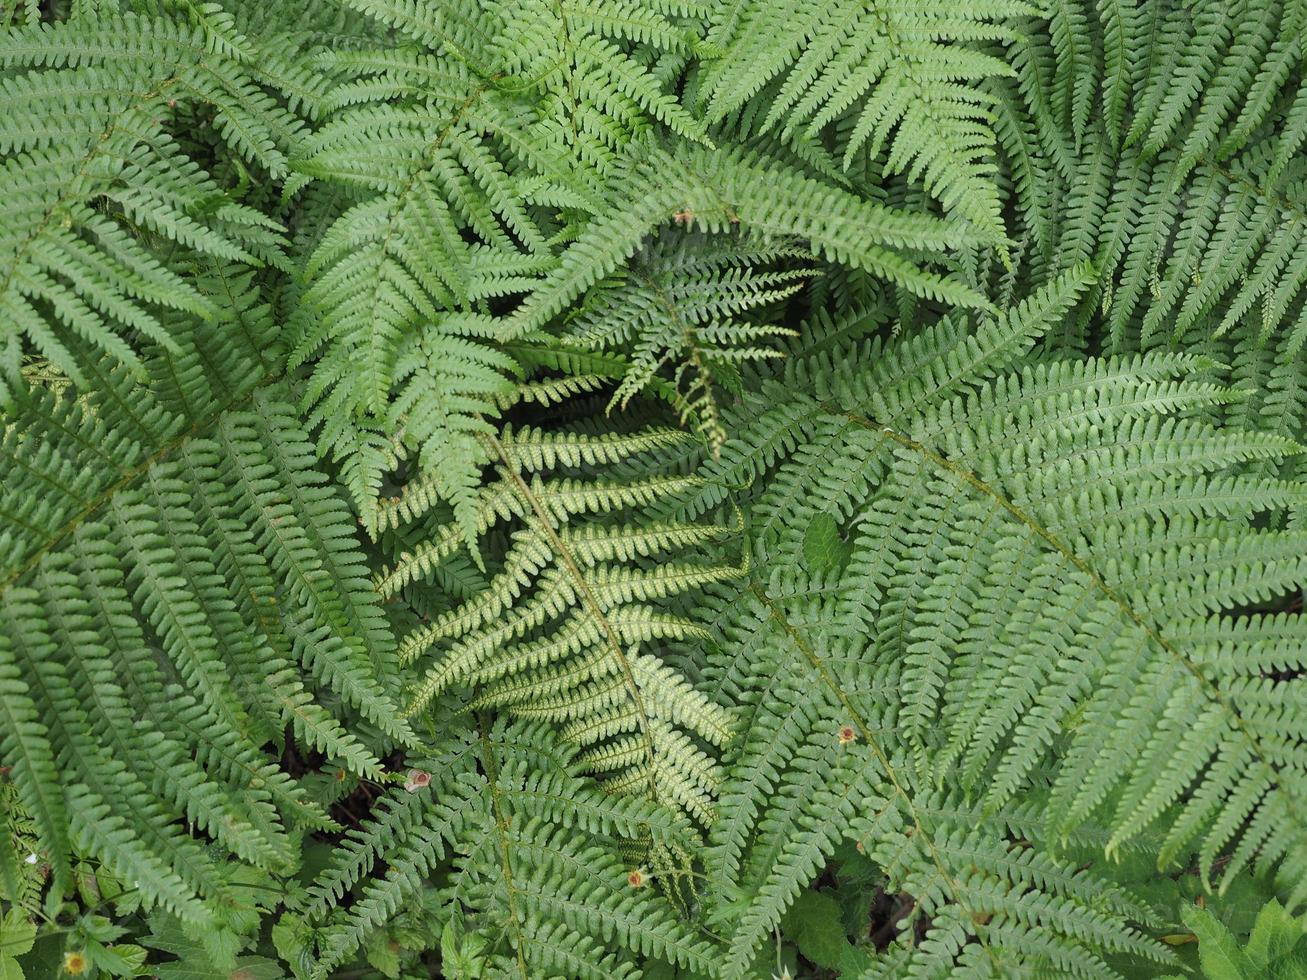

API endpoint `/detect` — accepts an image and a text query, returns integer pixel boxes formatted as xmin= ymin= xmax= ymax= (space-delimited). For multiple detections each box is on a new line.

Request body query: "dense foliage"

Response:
xmin=4 ymin=0 xmax=1307 ymax=976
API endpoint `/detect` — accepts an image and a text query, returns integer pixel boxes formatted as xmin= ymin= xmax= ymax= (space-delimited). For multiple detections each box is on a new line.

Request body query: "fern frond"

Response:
xmin=698 ymin=0 xmax=1031 ymax=241
xmin=385 ymin=422 xmax=738 ymax=824
xmin=512 ymin=138 xmax=992 ymax=342
xmin=0 ymin=286 xmax=409 ymax=921
xmin=678 ymin=275 xmax=1307 ymax=971
xmin=302 ymin=720 xmax=715 ymax=979
xmin=0 ymin=10 xmax=311 ymax=402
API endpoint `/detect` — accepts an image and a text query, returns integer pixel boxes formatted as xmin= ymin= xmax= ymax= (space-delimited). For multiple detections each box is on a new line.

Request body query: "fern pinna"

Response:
xmin=5 ymin=0 xmax=1307 ymax=977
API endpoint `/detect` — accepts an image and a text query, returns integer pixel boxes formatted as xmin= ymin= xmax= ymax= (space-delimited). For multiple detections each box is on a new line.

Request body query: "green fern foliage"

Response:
xmin=383 ymin=422 xmax=740 ymax=823
xmin=563 ymin=230 xmax=813 ymax=454
xmin=0 ymin=281 xmax=411 ymax=927
xmin=683 ymin=268 xmax=1307 ymax=968
xmin=8 ymin=0 xmax=1307 ymax=977
xmin=0 ymin=6 xmax=311 ymax=402
xmin=696 ymin=0 xmax=1030 ymax=240
xmin=295 ymin=719 xmax=715 ymax=980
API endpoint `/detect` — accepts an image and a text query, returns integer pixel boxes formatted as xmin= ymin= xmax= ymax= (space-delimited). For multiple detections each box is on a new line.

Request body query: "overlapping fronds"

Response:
xmin=0 ymin=273 xmax=411 ymax=925
xmin=696 ymin=0 xmax=1031 ymax=240
xmin=6 ymin=1 xmax=1307 ymax=976
xmin=297 ymin=719 xmax=714 ymax=980
xmin=0 ymin=7 xmax=315 ymax=402
xmin=379 ymin=423 xmax=740 ymax=825
xmin=676 ymin=270 xmax=1307 ymax=971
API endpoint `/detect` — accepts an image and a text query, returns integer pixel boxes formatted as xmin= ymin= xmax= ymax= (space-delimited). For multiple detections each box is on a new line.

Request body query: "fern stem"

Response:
xmin=478 ymin=430 xmax=663 ymax=806
xmin=476 ymin=717 xmax=531 ymax=979
xmin=749 ymin=581 xmax=1005 ymax=970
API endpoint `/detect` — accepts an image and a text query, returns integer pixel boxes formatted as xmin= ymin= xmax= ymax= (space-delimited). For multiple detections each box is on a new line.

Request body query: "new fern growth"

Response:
xmin=382 ymin=422 xmax=741 ymax=825
xmin=6 ymin=1 xmax=1307 ymax=978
